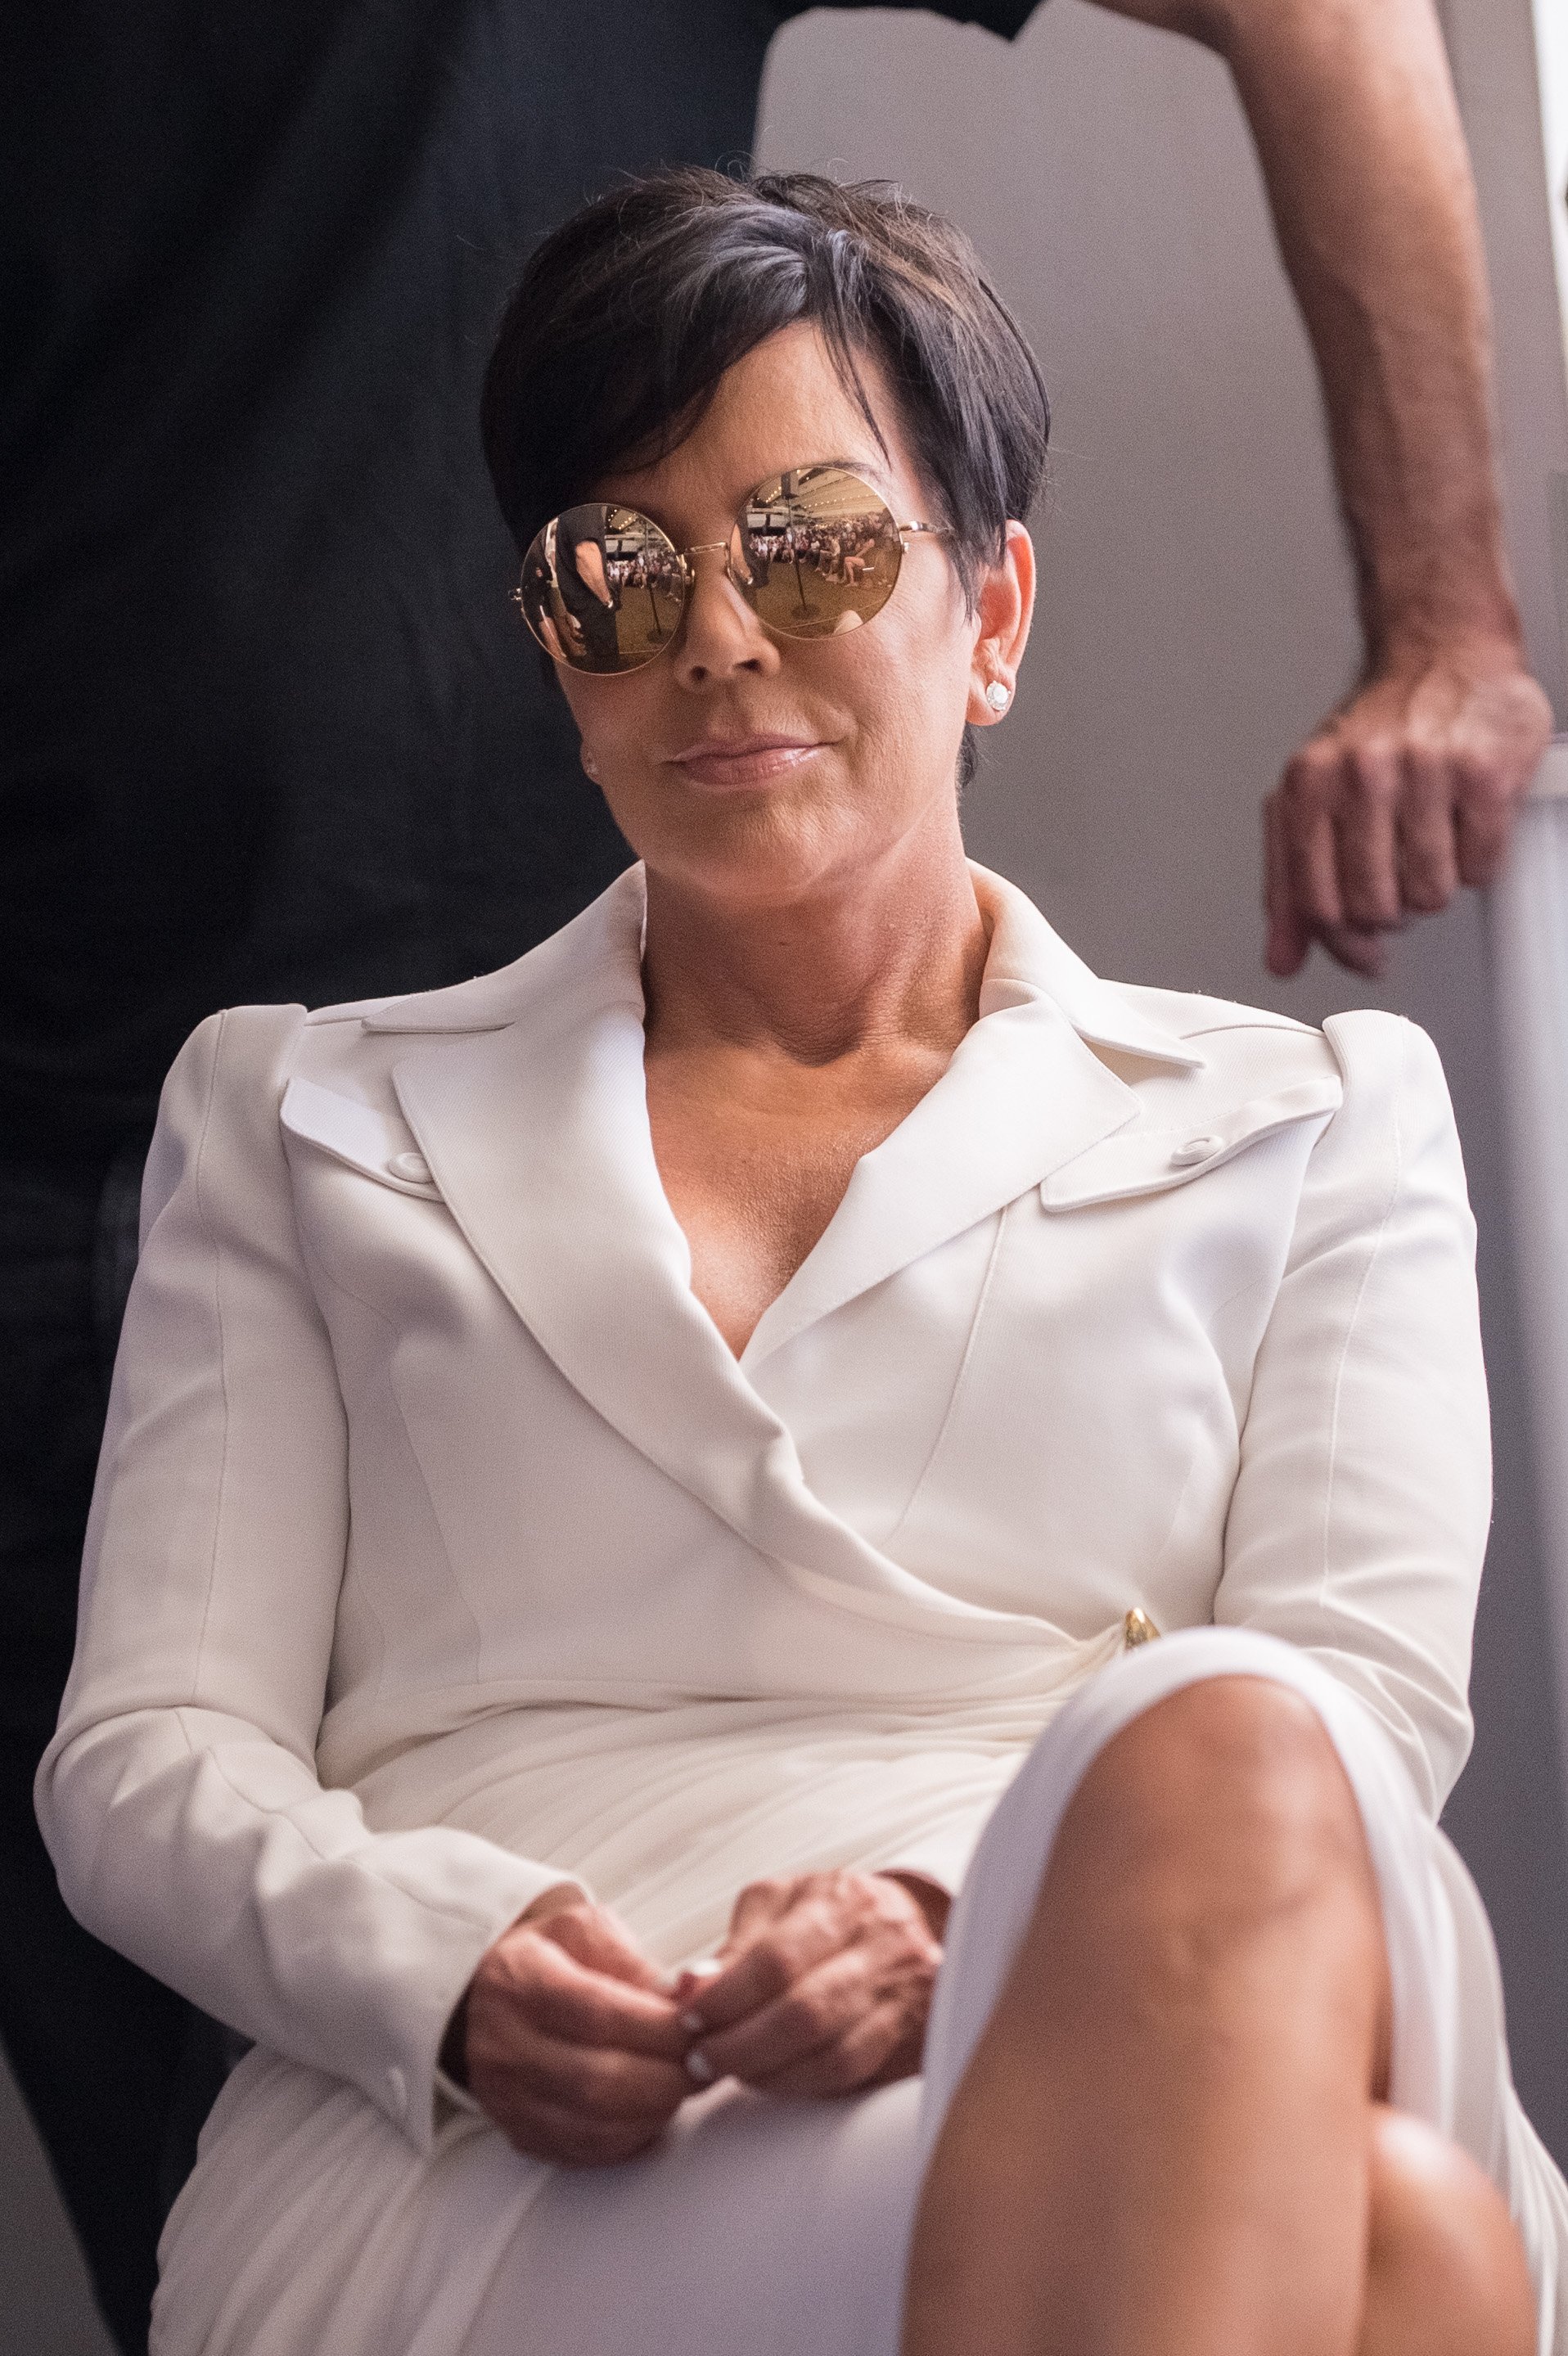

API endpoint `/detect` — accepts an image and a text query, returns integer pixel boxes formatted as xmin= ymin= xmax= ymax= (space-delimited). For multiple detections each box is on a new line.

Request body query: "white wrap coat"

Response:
xmin=35 ymin=863 xmax=1563 ymax=2352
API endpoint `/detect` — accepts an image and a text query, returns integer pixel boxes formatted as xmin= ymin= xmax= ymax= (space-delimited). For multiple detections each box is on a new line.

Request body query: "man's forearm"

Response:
xmin=1093 ymin=0 xmax=1522 ymax=661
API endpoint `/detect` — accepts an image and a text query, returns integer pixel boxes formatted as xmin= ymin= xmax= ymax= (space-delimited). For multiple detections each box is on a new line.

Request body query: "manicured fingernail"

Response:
xmin=678 ymin=2008 xmax=707 ymax=2035
xmin=685 ymin=2050 xmax=715 ymax=2086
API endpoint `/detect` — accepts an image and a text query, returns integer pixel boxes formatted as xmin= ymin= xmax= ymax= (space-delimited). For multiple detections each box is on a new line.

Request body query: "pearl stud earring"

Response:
xmin=985 ymin=681 xmax=1011 ymax=713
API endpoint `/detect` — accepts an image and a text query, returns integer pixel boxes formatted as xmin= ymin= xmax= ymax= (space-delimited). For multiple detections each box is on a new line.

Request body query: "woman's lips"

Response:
xmin=668 ymin=735 xmax=825 ymax=789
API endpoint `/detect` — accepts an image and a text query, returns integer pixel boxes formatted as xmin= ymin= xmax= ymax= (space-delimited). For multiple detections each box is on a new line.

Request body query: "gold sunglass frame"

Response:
xmin=512 ymin=461 xmax=951 ymax=678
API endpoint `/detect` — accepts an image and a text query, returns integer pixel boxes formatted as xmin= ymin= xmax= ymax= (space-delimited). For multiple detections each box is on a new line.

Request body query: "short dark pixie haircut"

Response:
xmin=481 ymin=165 xmax=1050 ymax=610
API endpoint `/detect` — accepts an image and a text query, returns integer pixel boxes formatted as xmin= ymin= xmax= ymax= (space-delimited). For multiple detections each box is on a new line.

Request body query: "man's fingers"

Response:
xmin=1264 ymin=792 xmax=1311 ymax=977
xmin=1453 ymin=764 xmax=1517 ymax=890
xmin=1445 ymin=667 xmax=1550 ymax=886
xmin=1277 ymin=745 xmax=1345 ymax=935
xmin=1395 ymin=754 xmax=1460 ymax=914
xmin=1265 ymin=646 xmax=1551 ymax=975
xmin=1318 ymin=921 xmax=1387 ymax=980
xmin=1332 ymin=739 xmax=1404 ymax=931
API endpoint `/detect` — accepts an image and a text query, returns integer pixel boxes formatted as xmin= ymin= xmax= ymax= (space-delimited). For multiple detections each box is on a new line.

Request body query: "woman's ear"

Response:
xmin=967 ymin=520 xmax=1035 ymax=728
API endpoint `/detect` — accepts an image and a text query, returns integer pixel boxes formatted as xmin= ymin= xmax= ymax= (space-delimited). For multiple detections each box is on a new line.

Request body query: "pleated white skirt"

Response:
xmin=156 ymin=1632 xmax=1568 ymax=2356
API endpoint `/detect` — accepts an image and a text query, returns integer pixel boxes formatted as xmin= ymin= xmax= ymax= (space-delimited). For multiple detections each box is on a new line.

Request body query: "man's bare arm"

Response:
xmin=1084 ymin=0 xmax=1552 ymax=975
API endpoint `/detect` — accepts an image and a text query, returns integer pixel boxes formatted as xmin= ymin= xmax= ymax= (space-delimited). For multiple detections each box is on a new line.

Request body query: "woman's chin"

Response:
xmin=638 ymin=809 xmax=867 ymax=908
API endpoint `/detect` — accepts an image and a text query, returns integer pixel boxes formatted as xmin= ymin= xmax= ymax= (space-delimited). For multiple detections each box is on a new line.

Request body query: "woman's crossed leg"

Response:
xmin=904 ymin=1673 xmax=1534 ymax=2356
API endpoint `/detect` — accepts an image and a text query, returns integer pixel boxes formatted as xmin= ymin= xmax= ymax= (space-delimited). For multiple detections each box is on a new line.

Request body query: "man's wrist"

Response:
xmin=1359 ymin=573 xmax=1527 ymax=673
xmin=1360 ymin=605 xmax=1532 ymax=678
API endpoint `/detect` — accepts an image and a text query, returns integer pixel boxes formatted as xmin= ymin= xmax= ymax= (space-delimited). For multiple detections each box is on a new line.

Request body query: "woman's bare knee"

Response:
xmin=1361 ymin=2109 xmax=1534 ymax=2356
xmin=1068 ymin=1675 xmax=1360 ymax=1859
xmin=1044 ymin=1678 xmax=1387 ymax=2007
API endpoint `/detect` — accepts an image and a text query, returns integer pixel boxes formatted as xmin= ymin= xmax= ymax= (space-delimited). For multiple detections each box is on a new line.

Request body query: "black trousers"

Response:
xmin=0 ymin=1133 xmax=229 ymax=2356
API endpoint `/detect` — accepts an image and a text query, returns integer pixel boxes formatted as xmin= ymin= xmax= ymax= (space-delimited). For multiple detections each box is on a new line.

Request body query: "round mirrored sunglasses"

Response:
xmin=513 ymin=462 xmax=950 ymax=676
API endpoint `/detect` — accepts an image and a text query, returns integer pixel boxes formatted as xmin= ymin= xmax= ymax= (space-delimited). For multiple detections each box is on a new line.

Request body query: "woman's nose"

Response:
xmin=672 ymin=546 xmax=780 ymax=686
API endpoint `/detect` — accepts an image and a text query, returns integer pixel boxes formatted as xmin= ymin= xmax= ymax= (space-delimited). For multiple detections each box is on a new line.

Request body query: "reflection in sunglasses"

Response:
xmin=515 ymin=466 xmax=944 ymax=673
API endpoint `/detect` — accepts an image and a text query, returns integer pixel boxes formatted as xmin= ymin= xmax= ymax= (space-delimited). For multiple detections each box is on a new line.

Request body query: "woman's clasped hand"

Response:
xmin=456 ymin=1872 xmax=948 ymax=2166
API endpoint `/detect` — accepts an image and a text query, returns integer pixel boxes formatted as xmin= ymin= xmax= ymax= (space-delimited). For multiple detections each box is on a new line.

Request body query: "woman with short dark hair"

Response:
xmin=37 ymin=169 xmax=1566 ymax=2356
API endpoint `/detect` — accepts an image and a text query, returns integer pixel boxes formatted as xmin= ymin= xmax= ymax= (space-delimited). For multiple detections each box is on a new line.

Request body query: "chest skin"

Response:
xmin=645 ymin=1034 xmax=959 ymax=1356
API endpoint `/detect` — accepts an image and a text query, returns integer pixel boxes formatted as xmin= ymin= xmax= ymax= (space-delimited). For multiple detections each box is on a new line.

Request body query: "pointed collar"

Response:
xmin=358 ymin=859 xmax=1206 ymax=1073
xmin=737 ymin=867 xmax=1203 ymax=1365
xmin=966 ymin=863 xmax=1205 ymax=1068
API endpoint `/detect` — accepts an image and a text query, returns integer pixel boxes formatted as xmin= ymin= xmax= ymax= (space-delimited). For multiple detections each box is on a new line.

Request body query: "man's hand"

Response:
xmin=1264 ymin=634 xmax=1552 ymax=977
xmin=1086 ymin=0 xmax=1552 ymax=975
xmin=457 ymin=1896 xmax=692 ymax=2166
xmin=674 ymin=1870 xmax=945 ymax=2100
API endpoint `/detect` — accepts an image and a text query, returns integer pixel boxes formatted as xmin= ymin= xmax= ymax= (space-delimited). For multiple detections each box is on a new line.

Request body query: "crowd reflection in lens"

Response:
xmin=520 ymin=469 xmax=907 ymax=670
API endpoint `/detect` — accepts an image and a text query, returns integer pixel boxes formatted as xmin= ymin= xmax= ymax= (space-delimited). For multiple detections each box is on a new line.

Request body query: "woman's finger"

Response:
xmin=487 ymin=2076 xmax=680 ymax=2167
xmin=687 ymin=1884 xmax=850 ymax=2033
xmin=538 ymin=1899 xmax=673 ymax=1994
xmin=469 ymin=1995 xmax=691 ymax=2127
xmin=692 ymin=1887 xmax=941 ymax=2085
xmin=694 ymin=1939 xmax=885 ymax=2082
xmin=480 ymin=1923 xmax=690 ymax=2061
xmin=718 ymin=1876 xmax=799 ymax=1953
xmin=745 ymin=1997 xmax=918 ymax=2101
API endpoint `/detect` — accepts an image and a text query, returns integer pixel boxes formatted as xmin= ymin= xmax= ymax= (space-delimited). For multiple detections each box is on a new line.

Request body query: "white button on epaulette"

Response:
xmin=1169 ymin=1133 xmax=1221 ymax=1168
xmin=390 ymin=1150 xmax=431 ymax=1184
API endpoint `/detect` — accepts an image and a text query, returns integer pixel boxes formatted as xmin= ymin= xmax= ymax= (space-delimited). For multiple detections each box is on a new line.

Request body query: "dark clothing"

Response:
xmin=0 ymin=1137 xmax=231 ymax=2352
xmin=2 ymin=0 xmax=1033 ymax=1148
xmin=554 ymin=507 xmax=624 ymax=672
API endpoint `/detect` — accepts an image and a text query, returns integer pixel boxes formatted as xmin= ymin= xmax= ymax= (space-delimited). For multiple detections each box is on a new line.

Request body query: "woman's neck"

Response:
xmin=639 ymin=834 xmax=991 ymax=1069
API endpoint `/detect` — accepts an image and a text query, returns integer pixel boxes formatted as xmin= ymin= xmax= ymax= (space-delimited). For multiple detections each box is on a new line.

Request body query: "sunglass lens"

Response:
xmin=517 ymin=504 xmax=685 ymax=673
xmin=735 ymin=468 xmax=903 ymax=640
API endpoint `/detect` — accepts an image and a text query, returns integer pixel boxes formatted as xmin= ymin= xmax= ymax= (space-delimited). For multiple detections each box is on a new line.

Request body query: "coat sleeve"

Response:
xmin=34 ymin=1006 xmax=574 ymax=2151
xmin=1214 ymin=1010 xmax=1489 ymax=1818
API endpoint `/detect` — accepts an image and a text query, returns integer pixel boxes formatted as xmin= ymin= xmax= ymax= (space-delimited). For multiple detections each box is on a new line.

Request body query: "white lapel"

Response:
xmin=741 ymin=869 xmax=1202 ymax=1367
xmin=382 ymin=877 xmax=1014 ymax=1637
xmin=379 ymin=864 xmax=1205 ymax=1643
